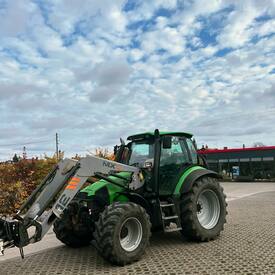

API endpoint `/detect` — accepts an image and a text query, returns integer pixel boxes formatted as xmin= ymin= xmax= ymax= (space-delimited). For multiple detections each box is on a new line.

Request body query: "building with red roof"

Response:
xmin=198 ymin=146 xmax=275 ymax=180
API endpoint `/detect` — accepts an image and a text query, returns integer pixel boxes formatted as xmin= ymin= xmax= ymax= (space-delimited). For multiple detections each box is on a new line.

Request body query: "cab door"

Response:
xmin=158 ymin=136 xmax=191 ymax=196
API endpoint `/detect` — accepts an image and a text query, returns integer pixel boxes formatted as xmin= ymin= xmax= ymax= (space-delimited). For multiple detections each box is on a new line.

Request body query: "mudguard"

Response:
xmin=174 ymin=166 xmax=221 ymax=196
xmin=120 ymin=192 xmax=151 ymax=213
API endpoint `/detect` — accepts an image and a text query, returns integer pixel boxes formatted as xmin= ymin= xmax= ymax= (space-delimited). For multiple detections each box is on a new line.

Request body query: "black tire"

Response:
xmin=94 ymin=202 xmax=151 ymax=266
xmin=53 ymin=208 xmax=93 ymax=248
xmin=180 ymin=176 xmax=227 ymax=241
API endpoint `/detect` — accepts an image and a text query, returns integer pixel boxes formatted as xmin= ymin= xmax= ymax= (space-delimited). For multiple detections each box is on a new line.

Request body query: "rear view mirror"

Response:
xmin=144 ymin=160 xmax=153 ymax=168
xmin=162 ymin=136 xmax=172 ymax=149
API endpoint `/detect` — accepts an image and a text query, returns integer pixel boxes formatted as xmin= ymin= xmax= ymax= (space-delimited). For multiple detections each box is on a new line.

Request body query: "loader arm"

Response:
xmin=0 ymin=155 xmax=142 ymax=257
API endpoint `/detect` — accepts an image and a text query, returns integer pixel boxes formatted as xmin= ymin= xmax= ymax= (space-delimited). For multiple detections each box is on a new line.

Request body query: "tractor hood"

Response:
xmin=80 ymin=172 xmax=132 ymax=203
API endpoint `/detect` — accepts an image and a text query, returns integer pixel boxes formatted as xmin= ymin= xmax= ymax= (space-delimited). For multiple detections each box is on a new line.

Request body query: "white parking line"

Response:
xmin=226 ymin=191 xmax=274 ymax=201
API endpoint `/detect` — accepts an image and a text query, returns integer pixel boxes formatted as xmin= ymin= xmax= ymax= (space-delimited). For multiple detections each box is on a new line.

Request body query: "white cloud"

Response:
xmin=0 ymin=0 xmax=35 ymax=36
xmin=0 ymin=0 xmax=274 ymax=160
xmin=217 ymin=0 xmax=275 ymax=48
xmin=45 ymin=0 xmax=127 ymax=35
xmin=254 ymin=19 xmax=275 ymax=37
xmin=140 ymin=26 xmax=185 ymax=55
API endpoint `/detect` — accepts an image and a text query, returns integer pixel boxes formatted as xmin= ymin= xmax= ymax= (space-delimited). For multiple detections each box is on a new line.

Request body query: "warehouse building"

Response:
xmin=198 ymin=146 xmax=275 ymax=181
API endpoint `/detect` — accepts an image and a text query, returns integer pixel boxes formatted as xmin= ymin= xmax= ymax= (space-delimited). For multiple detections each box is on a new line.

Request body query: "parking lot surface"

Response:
xmin=0 ymin=182 xmax=274 ymax=274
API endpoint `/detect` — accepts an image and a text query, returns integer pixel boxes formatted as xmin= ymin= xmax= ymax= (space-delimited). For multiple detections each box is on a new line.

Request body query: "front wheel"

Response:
xmin=94 ymin=202 xmax=151 ymax=266
xmin=53 ymin=205 xmax=93 ymax=248
xmin=180 ymin=176 xmax=227 ymax=241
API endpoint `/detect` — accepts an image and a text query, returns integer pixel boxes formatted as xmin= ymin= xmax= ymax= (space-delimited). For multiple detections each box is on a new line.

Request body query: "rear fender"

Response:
xmin=174 ymin=166 xmax=221 ymax=195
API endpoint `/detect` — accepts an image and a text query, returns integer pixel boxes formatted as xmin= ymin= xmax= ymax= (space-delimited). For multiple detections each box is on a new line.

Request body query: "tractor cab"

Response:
xmin=115 ymin=130 xmax=199 ymax=196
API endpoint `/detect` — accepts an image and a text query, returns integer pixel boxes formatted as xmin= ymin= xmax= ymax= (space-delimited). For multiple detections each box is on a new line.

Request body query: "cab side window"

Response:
xmin=186 ymin=139 xmax=198 ymax=164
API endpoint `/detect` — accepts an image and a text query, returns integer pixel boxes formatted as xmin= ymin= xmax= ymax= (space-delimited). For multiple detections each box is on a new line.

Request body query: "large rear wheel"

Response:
xmin=94 ymin=202 xmax=151 ymax=266
xmin=180 ymin=176 xmax=227 ymax=241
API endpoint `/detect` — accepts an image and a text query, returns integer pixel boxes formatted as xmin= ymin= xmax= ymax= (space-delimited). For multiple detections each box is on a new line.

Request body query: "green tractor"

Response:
xmin=0 ymin=130 xmax=227 ymax=266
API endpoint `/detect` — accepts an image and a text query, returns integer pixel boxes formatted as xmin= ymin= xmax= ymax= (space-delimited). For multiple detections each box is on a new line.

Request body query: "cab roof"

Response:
xmin=127 ymin=131 xmax=193 ymax=141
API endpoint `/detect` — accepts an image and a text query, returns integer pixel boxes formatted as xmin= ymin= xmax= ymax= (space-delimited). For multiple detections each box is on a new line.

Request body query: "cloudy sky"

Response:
xmin=0 ymin=0 xmax=274 ymax=160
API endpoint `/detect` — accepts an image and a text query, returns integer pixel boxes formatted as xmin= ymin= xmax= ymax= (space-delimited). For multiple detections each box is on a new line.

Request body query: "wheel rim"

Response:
xmin=119 ymin=217 xmax=143 ymax=252
xmin=196 ymin=189 xmax=221 ymax=229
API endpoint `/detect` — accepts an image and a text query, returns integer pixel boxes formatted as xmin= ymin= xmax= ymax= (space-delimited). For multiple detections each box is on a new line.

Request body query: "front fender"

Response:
xmin=173 ymin=166 xmax=221 ymax=195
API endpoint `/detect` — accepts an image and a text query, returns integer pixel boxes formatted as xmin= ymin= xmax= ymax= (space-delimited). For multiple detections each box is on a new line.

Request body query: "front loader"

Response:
xmin=0 ymin=129 xmax=227 ymax=265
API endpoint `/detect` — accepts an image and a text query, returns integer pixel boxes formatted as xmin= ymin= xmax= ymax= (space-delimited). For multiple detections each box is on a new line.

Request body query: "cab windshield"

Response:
xmin=129 ymin=141 xmax=154 ymax=166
